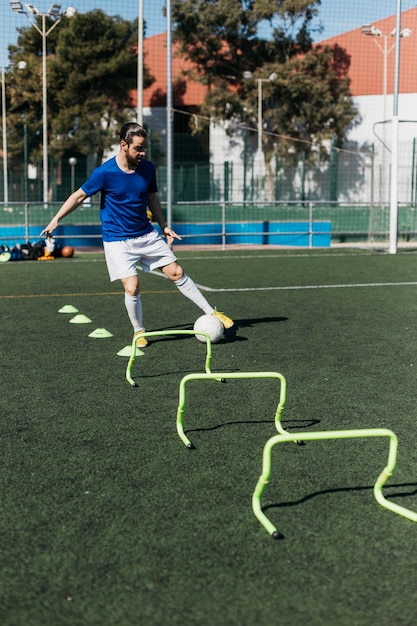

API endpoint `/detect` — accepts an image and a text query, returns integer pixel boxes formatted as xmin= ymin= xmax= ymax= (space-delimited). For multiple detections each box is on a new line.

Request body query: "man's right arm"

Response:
xmin=40 ymin=188 xmax=88 ymax=237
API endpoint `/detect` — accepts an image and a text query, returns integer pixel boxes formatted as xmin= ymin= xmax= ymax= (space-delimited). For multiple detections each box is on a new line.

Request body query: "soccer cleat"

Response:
xmin=212 ymin=309 xmax=234 ymax=329
xmin=133 ymin=330 xmax=148 ymax=348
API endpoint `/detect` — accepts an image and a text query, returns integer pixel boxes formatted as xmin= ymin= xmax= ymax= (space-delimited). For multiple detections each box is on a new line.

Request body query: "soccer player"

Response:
xmin=41 ymin=122 xmax=233 ymax=347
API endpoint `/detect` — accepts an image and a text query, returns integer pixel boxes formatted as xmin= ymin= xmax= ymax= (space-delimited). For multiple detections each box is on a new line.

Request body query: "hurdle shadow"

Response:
xmin=137 ymin=366 xmax=240 ymax=380
xmin=186 ymin=418 xmax=320 ymax=436
xmin=263 ymin=481 xmax=417 ymax=512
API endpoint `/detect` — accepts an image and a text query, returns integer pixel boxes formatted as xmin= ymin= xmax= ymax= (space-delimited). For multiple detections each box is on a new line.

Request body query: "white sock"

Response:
xmin=174 ymin=274 xmax=214 ymax=315
xmin=124 ymin=293 xmax=144 ymax=332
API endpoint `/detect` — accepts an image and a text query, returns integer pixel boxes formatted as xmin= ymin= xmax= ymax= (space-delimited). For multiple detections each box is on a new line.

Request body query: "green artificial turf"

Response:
xmin=1 ymin=248 xmax=417 ymax=625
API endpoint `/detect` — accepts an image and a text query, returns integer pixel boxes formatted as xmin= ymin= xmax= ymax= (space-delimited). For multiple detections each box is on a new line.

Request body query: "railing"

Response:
xmin=1 ymin=200 xmax=416 ymax=249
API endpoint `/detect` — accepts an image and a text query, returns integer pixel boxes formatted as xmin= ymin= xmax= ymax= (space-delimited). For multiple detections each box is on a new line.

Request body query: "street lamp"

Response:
xmin=362 ymin=11 xmax=412 ymax=253
xmin=243 ymin=71 xmax=277 ymax=157
xmin=137 ymin=0 xmax=143 ymax=125
xmin=2 ymin=61 xmax=27 ymax=205
xmin=243 ymin=71 xmax=277 ymax=201
xmin=68 ymin=156 xmax=77 ymax=190
xmin=10 ymin=2 xmax=77 ymax=204
xmin=1 ymin=67 xmax=8 ymax=205
xmin=361 ymin=24 xmax=411 ymax=127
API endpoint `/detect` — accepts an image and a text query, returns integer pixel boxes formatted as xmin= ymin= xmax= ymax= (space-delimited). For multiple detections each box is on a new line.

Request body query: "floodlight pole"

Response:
xmin=10 ymin=3 xmax=76 ymax=205
xmin=36 ymin=12 xmax=63 ymax=205
xmin=257 ymin=78 xmax=262 ymax=155
xmin=361 ymin=28 xmax=397 ymax=212
xmin=2 ymin=67 xmax=8 ymax=205
xmin=389 ymin=0 xmax=402 ymax=255
xmin=137 ymin=0 xmax=143 ymax=125
xmin=68 ymin=156 xmax=77 ymax=189
xmin=242 ymin=72 xmax=277 ymax=160
xmin=362 ymin=2 xmax=410 ymax=254
xmin=166 ymin=0 xmax=173 ymax=228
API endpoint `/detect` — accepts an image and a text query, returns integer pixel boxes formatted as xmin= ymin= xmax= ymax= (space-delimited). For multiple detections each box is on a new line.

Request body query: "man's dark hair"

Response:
xmin=119 ymin=122 xmax=147 ymax=144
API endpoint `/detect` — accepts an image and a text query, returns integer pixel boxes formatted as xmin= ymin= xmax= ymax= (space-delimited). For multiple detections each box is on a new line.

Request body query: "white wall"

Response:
xmin=208 ymin=92 xmax=417 ymax=204
xmin=347 ymin=93 xmax=417 ymax=204
xmin=103 ymin=95 xmax=417 ymax=205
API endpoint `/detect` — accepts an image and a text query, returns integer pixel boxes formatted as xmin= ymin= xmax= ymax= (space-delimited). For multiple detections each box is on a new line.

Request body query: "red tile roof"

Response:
xmin=131 ymin=32 xmax=208 ymax=107
xmin=318 ymin=7 xmax=417 ymax=96
xmin=132 ymin=8 xmax=417 ymax=108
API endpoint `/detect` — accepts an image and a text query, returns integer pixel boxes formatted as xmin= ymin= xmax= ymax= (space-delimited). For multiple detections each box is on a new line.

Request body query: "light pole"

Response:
xmin=361 ymin=22 xmax=411 ymax=200
xmin=362 ymin=8 xmax=412 ymax=253
xmin=256 ymin=78 xmax=262 ymax=156
xmin=68 ymin=156 xmax=77 ymax=190
xmin=1 ymin=67 xmax=8 ymax=205
xmin=2 ymin=61 xmax=27 ymax=205
xmin=9 ymin=2 xmax=77 ymax=205
xmin=242 ymin=71 xmax=277 ymax=201
xmin=243 ymin=71 xmax=277 ymax=159
xmin=361 ymin=24 xmax=411 ymax=129
xmin=166 ymin=0 xmax=173 ymax=227
xmin=23 ymin=121 xmax=29 ymax=202
xmin=137 ymin=0 xmax=143 ymax=125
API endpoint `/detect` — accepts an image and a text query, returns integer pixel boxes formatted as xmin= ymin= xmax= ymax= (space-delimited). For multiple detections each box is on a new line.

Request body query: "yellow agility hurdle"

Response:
xmin=252 ymin=428 xmax=417 ymax=539
xmin=176 ymin=371 xmax=295 ymax=449
xmin=126 ymin=330 xmax=215 ymax=387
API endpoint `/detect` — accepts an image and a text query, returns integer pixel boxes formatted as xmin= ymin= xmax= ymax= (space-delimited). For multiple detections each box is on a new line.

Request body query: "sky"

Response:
xmin=1 ymin=0 xmax=417 ymax=68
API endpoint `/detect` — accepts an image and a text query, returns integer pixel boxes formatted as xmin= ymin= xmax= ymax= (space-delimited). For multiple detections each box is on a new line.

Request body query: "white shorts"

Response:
xmin=103 ymin=229 xmax=177 ymax=282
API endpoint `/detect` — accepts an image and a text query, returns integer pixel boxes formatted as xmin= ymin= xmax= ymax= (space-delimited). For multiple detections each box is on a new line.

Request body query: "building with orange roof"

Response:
xmin=315 ymin=7 xmax=417 ymax=204
xmin=320 ymin=9 xmax=417 ymax=97
xmin=124 ymin=32 xmax=209 ymax=172
xmin=124 ymin=8 xmax=417 ymax=205
xmin=141 ymin=33 xmax=207 ymax=108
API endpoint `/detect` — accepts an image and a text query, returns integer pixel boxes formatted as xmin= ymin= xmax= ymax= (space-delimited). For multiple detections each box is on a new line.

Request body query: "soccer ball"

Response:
xmin=193 ymin=314 xmax=224 ymax=344
xmin=61 ymin=245 xmax=74 ymax=258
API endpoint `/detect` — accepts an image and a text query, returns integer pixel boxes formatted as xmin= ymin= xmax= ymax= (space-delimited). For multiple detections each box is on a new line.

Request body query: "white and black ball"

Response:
xmin=193 ymin=314 xmax=224 ymax=343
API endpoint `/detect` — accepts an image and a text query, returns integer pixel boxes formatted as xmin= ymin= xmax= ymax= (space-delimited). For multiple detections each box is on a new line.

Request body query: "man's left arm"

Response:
xmin=148 ymin=193 xmax=182 ymax=245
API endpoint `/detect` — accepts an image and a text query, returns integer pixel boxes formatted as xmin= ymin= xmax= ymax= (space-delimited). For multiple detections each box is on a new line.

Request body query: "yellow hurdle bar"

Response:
xmin=126 ymin=329 xmax=214 ymax=387
xmin=176 ymin=371 xmax=290 ymax=449
xmin=252 ymin=428 xmax=417 ymax=540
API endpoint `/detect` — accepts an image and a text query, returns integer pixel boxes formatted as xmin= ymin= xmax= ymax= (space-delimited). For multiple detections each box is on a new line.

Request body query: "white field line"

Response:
xmin=142 ymin=268 xmax=417 ymax=293
xmin=42 ymin=255 xmax=417 ymax=293
xmin=60 ymin=251 xmax=381 ymax=264
xmin=194 ymin=281 xmax=417 ymax=292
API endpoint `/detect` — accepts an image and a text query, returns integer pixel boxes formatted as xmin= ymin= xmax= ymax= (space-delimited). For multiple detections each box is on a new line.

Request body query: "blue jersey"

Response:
xmin=81 ymin=157 xmax=157 ymax=242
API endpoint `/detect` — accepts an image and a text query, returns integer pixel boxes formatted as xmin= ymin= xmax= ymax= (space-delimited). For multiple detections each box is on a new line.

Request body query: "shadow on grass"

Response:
xmin=146 ymin=316 xmax=289 ymax=345
xmin=132 ymin=366 xmax=241 ymax=379
xmin=264 ymin=482 xmax=417 ymax=511
xmin=186 ymin=419 xmax=320 ymax=435
xmin=233 ymin=316 xmax=289 ymax=328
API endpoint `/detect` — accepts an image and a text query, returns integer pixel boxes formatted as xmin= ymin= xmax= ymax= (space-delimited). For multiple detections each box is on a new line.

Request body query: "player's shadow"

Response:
xmin=234 ymin=316 xmax=289 ymax=328
xmin=223 ymin=316 xmax=288 ymax=343
xmin=148 ymin=316 xmax=288 ymax=345
xmin=141 ymin=327 xmax=229 ymax=347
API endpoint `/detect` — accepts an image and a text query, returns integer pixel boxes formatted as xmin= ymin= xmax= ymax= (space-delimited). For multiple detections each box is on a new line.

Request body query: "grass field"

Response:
xmin=2 ymin=246 xmax=417 ymax=625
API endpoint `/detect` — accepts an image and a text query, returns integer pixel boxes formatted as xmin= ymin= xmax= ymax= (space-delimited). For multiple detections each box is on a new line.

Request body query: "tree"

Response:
xmin=171 ymin=0 xmax=321 ymax=86
xmin=171 ymin=0 xmax=358 ymax=167
xmin=6 ymin=9 xmax=153 ymax=171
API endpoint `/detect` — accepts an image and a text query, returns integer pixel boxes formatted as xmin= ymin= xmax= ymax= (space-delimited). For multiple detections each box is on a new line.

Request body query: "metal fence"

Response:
xmin=3 ymin=137 xmax=417 ymax=207
xmin=2 ymin=199 xmax=417 ymax=249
